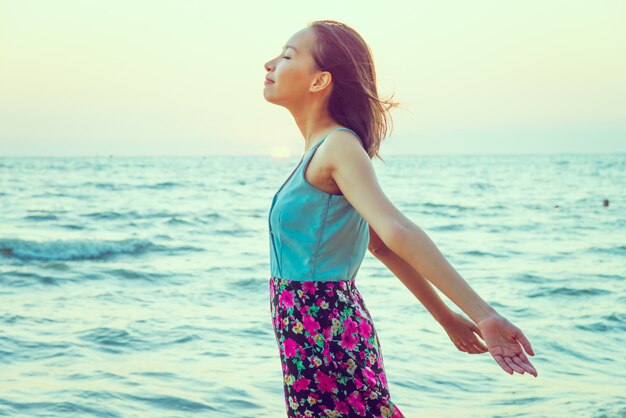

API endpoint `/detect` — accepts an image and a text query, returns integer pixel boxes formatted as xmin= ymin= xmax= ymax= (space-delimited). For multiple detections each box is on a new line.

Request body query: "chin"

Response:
xmin=263 ymin=92 xmax=282 ymax=106
xmin=263 ymin=92 xmax=275 ymax=104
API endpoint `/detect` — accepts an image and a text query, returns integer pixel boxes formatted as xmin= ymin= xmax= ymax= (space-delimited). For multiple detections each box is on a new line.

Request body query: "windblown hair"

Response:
xmin=307 ymin=20 xmax=401 ymax=162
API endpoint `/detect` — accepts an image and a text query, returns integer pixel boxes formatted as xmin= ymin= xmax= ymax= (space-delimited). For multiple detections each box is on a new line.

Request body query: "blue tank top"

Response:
xmin=268 ymin=127 xmax=370 ymax=282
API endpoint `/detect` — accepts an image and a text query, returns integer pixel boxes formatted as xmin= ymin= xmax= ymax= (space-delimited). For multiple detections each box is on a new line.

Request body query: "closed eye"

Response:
xmin=282 ymin=56 xmax=291 ymax=59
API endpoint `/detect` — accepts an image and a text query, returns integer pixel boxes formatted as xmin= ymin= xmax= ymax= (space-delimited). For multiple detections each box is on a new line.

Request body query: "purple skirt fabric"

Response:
xmin=269 ymin=276 xmax=404 ymax=417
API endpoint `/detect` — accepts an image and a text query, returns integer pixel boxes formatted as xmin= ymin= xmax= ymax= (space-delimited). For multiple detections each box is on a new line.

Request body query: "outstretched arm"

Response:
xmin=368 ymin=225 xmax=488 ymax=354
xmin=324 ymin=129 xmax=538 ymax=377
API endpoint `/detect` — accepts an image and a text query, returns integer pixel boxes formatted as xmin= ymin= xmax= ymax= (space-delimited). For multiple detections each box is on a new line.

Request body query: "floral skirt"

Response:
xmin=269 ymin=276 xmax=404 ymax=418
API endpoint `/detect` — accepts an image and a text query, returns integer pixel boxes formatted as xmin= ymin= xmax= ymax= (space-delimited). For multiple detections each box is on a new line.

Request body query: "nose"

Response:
xmin=264 ymin=59 xmax=274 ymax=72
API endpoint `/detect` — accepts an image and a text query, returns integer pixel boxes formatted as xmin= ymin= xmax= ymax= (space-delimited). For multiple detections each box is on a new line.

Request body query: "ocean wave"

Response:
xmin=0 ymin=238 xmax=163 ymax=261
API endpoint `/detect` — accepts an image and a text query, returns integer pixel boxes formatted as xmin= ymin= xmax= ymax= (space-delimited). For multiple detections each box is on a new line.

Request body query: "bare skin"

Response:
xmin=368 ymin=226 xmax=488 ymax=355
xmin=263 ymin=26 xmax=538 ymax=377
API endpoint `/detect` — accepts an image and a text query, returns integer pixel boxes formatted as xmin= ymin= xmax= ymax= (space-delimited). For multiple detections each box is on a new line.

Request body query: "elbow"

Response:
xmin=383 ymin=220 xmax=413 ymax=255
xmin=368 ymin=242 xmax=389 ymax=258
xmin=367 ymin=218 xmax=414 ymax=258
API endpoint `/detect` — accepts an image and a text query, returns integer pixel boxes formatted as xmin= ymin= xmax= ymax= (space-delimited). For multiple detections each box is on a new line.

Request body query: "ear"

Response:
xmin=310 ymin=71 xmax=332 ymax=93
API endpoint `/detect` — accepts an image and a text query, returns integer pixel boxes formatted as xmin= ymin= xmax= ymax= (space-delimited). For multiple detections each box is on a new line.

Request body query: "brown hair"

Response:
xmin=307 ymin=20 xmax=402 ymax=162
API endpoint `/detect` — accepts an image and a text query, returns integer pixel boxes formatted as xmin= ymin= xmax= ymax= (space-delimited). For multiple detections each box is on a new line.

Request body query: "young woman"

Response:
xmin=264 ymin=20 xmax=538 ymax=418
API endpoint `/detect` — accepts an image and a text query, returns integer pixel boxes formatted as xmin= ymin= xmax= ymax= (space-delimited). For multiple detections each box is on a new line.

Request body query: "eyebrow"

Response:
xmin=282 ymin=44 xmax=298 ymax=53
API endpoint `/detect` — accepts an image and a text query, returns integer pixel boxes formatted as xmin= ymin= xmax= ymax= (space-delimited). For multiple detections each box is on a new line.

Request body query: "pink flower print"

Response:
xmin=322 ymin=326 xmax=332 ymax=341
xmin=362 ymin=366 xmax=377 ymax=387
xmin=278 ymin=316 xmax=287 ymax=330
xmin=367 ymin=352 xmax=376 ymax=366
xmin=340 ymin=330 xmax=358 ymax=351
xmin=334 ymin=399 xmax=349 ymax=414
xmin=302 ymin=315 xmax=320 ymax=334
xmin=358 ymin=317 xmax=371 ymax=338
xmin=343 ymin=317 xmax=358 ymax=334
xmin=354 ymin=376 xmax=365 ymax=390
xmin=326 ymin=283 xmax=335 ymax=290
xmin=347 ymin=391 xmax=366 ymax=415
xmin=322 ymin=345 xmax=331 ymax=363
xmin=293 ymin=377 xmax=311 ymax=392
xmin=279 ymin=290 xmax=294 ymax=309
xmin=302 ymin=281 xmax=317 ymax=294
xmin=283 ymin=338 xmax=298 ymax=358
xmin=378 ymin=371 xmax=387 ymax=388
xmin=314 ymin=370 xmax=338 ymax=393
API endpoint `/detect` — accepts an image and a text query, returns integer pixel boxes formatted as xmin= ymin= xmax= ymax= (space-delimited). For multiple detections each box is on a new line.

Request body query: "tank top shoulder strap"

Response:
xmin=298 ymin=127 xmax=360 ymax=184
xmin=332 ymin=127 xmax=359 ymax=137
xmin=305 ymin=127 xmax=359 ymax=160
xmin=324 ymin=127 xmax=359 ymax=141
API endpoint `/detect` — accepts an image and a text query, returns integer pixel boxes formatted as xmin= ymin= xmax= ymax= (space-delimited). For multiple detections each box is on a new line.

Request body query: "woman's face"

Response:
xmin=263 ymin=27 xmax=324 ymax=107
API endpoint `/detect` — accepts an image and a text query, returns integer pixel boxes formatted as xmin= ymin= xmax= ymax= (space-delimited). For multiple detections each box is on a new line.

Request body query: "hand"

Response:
xmin=477 ymin=313 xmax=538 ymax=377
xmin=439 ymin=311 xmax=488 ymax=354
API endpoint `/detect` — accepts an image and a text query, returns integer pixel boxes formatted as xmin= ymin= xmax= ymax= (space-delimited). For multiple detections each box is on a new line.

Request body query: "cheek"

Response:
xmin=277 ymin=66 xmax=307 ymax=88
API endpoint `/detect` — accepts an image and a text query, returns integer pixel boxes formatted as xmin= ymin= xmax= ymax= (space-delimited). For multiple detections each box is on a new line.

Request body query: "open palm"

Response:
xmin=477 ymin=313 xmax=538 ymax=377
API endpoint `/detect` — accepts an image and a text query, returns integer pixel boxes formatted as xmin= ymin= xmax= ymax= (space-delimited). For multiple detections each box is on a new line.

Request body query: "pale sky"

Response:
xmin=1 ymin=0 xmax=625 ymax=156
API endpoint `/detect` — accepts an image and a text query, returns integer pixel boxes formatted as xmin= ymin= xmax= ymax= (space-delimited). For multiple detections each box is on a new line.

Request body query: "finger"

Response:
xmin=512 ymin=355 xmax=536 ymax=376
xmin=505 ymin=356 xmax=525 ymax=374
xmin=471 ymin=344 xmax=484 ymax=354
xmin=467 ymin=331 xmax=487 ymax=349
xmin=516 ymin=331 xmax=535 ymax=356
xmin=512 ymin=355 xmax=538 ymax=377
xmin=465 ymin=344 xmax=477 ymax=354
xmin=469 ymin=341 xmax=486 ymax=353
xmin=474 ymin=342 xmax=489 ymax=354
xmin=471 ymin=324 xmax=483 ymax=339
xmin=469 ymin=344 xmax=485 ymax=354
xmin=472 ymin=339 xmax=488 ymax=351
xmin=516 ymin=350 xmax=536 ymax=368
xmin=493 ymin=354 xmax=513 ymax=375
xmin=504 ymin=356 xmax=525 ymax=374
xmin=453 ymin=341 xmax=465 ymax=353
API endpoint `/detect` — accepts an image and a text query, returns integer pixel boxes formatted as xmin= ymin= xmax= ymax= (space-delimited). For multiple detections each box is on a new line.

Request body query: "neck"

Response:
xmin=288 ymin=98 xmax=340 ymax=156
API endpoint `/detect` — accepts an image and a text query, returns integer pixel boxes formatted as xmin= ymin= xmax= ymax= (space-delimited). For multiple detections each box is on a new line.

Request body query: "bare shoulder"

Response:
xmin=321 ymin=128 xmax=411 ymax=245
xmin=320 ymin=129 xmax=370 ymax=170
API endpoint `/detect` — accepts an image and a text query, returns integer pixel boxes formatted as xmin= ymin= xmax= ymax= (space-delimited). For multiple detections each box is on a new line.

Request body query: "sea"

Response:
xmin=0 ymin=153 xmax=624 ymax=418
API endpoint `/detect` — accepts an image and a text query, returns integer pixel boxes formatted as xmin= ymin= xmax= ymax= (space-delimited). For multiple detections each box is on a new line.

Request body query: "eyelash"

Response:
xmin=282 ymin=56 xmax=291 ymax=59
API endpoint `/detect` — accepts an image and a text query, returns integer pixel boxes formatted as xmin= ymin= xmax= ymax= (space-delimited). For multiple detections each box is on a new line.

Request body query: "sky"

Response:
xmin=0 ymin=0 xmax=625 ymax=157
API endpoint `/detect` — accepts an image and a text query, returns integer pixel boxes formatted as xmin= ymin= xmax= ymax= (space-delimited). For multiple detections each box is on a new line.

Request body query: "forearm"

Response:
xmin=386 ymin=221 xmax=498 ymax=324
xmin=371 ymin=246 xmax=454 ymax=325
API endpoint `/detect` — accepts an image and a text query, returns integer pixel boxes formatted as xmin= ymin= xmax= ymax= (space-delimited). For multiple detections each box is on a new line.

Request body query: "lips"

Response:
xmin=265 ymin=76 xmax=274 ymax=83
